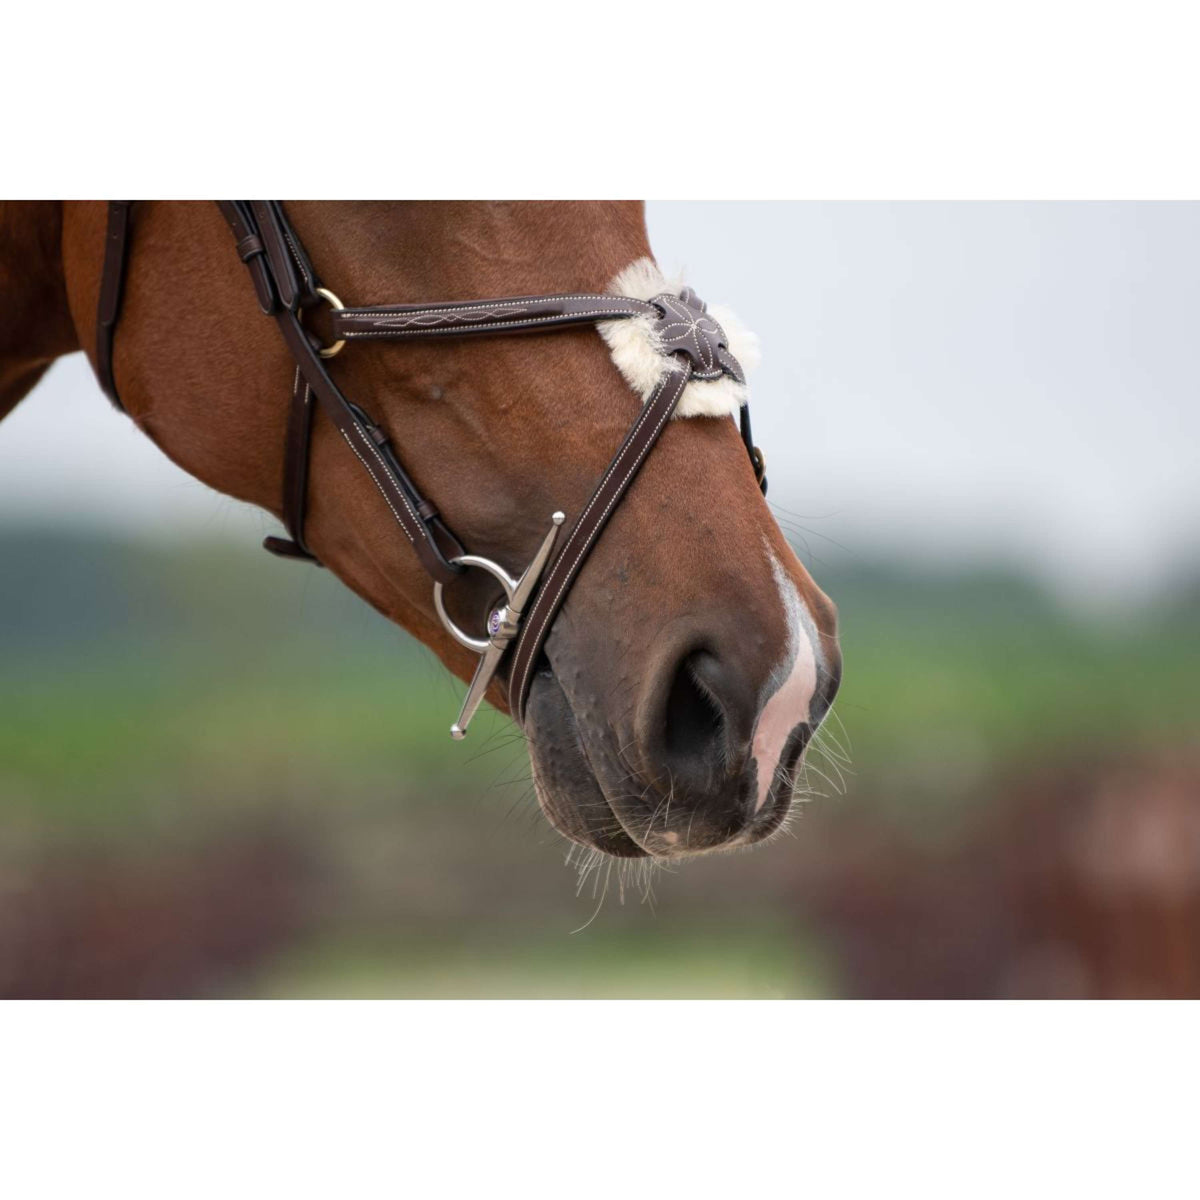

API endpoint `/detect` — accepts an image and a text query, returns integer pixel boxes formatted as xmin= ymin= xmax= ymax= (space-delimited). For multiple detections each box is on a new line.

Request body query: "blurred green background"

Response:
xmin=3 ymin=527 xmax=1196 ymax=997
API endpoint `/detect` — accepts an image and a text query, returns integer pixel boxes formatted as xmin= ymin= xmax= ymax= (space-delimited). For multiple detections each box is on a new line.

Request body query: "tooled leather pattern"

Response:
xmin=332 ymin=295 xmax=656 ymax=339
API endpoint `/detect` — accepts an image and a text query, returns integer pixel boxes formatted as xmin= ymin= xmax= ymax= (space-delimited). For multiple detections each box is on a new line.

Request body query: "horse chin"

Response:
xmin=523 ymin=669 xmax=648 ymax=859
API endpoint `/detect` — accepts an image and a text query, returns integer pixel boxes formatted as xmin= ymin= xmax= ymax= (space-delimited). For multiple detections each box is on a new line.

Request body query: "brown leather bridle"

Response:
xmin=95 ymin=201 xmax=766 ymax=736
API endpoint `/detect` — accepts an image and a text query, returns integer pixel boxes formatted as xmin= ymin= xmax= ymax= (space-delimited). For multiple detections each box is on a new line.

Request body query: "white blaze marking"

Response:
xmin=752 ymin=552 xmax=822 ymax=812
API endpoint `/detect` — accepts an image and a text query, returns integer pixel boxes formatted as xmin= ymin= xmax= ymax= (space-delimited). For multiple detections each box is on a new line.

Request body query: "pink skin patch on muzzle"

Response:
xmin=751 ymin=553 xmax=822 ymax=812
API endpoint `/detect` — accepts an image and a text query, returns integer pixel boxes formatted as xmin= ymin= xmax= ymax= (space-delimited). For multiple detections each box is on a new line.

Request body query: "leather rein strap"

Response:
xmin=94 ymin=201 xmax=765 ymax=727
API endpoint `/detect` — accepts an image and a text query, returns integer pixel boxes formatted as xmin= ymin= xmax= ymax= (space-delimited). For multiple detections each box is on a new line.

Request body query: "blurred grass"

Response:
xmin=2 ymin=529 xmax=1197 ymax=996
xmin=828 ymin=562 xmax=1200 ymax=820
xmin=4 ymin=534 xmax=1194 ymax=802
xmin=255 ymin=924 xmax=832 ymax=999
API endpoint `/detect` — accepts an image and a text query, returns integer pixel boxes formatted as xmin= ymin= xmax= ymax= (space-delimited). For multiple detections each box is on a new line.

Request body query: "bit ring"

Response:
xmin=433 ymin=555 xmax=521 ymax=653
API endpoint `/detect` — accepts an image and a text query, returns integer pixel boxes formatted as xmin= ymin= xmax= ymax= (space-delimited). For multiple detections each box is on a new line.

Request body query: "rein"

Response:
xmin=94 ymin=201 xmax=766 ymax=737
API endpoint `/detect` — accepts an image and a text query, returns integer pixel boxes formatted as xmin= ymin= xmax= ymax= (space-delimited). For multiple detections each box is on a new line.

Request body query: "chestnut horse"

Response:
xmin=0 ymin=201 xmax=840 ymax=860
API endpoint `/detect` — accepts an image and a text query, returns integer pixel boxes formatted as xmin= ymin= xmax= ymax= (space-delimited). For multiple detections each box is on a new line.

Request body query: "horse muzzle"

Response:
xmin=523 ymin=606 xmax=841 ymax=860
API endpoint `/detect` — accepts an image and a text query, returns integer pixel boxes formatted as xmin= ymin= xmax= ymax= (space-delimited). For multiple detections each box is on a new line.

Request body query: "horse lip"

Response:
xmin=525 ymin=666 xmax=647 ymax=858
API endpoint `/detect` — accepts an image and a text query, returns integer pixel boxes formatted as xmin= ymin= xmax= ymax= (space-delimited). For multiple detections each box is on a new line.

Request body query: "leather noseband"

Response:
xmin=94 ymin=201 xmax=766 ymax=736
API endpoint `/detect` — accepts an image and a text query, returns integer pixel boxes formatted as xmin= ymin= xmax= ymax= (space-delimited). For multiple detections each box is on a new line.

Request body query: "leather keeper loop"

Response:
xmin=236 ymin=234 xmax=264 ymax=262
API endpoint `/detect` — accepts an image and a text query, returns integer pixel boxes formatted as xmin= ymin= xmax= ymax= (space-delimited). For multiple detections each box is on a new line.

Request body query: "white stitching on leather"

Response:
xmin=341 ymin=310 xmax=651 ymax=340
xmin=512 ymin=371 xmax=682 ymax=709
xmin=371 ymin=307 xmax=531 ymax=328
xmin=353 ymin=307 xmax=646 ymax=325
xmin=292 ymin=366 xmax=311 ymax=407
xmin=282 ymin=225 xmax=313 ymax=289
xmin=345 ymin=294 xmax=654 ymax=318
xmin=350 ymin=422 xmax=426 ymax=532
xmin=338 ymin=427 xmax=418 ymax=546
xmin=655 ymin=296 xmax=722 ymax=373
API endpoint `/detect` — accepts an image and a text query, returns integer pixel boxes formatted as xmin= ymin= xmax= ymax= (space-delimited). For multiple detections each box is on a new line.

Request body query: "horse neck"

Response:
xmin=0 ymin=202 xmax=79 ymax=421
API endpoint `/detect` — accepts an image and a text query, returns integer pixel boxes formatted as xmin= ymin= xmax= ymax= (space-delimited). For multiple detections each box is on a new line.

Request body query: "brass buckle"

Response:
xmin=314 ymin=287 xmax=346 ymax=359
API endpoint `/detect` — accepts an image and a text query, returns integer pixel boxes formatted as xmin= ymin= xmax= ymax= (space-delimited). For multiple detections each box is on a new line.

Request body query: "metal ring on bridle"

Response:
xmin=433 ymin=555 xmax=521 ymax=653
xmin=315 ymin=287 xmax=346 ymax=359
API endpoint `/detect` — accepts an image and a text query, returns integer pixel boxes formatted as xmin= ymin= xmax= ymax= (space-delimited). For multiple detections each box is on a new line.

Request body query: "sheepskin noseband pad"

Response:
xmin=599 ymin=257 xmax=761 ymax=420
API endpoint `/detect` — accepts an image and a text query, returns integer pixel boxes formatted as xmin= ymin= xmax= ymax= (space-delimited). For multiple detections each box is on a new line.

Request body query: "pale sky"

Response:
xmin=2 ymin=202 xmax=1196 ymax=605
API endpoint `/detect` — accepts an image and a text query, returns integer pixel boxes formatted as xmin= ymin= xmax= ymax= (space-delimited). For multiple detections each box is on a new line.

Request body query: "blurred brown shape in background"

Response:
xmin=0 ymin=828 xmax=315 ymax=999
xmin=795 ymin=754 xmax=1200 ymax=998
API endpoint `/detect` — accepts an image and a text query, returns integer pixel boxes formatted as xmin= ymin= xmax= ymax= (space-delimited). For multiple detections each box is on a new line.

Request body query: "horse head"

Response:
xmin=54 ymin=200 xmax=840 ymax=859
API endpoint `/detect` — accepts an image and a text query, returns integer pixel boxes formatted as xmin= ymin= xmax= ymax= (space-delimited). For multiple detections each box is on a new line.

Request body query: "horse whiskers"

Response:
xmin=563 ymin=811 xmax=674 ymax=913
xmin=812 ymin=718 xmax=852 ymax=760
xmin=614 ymin=855 xmax=669 ymax=910
xmin=637 ymin=776 xmax=671 ymax=833
xmin=566 ymin=843 xmax=602 ymax=889
xmin=809 ymin=729 xmax=853 ymax=775
xmin=612 ymin=736 xmax=643 ymax=779
xmin=775 ymin=762 xmax=826 ymax=807
xmin=821 ymin=706 xmax=854 ymax=759
xmin=777 ymin=758 xmax=823 ymax=792
xmin=501 ymin=785 xmax=538 ymax=826
xmin=805 ymin=748 xmax=848 ymax=794
xmin=799 ymin=758 xmax=847 ymax=798
xmin=768 ymin=499 xmax=842 ymax=523
xmin=768 ymin=502 xmax=857 ymax=556
xmin=492 ymin=769 xmax=535 ymax=789
xmin=463 ymin=712 xmax=527 ymax=751
xmin=570 ymin=858 xmax=617 ymax=934
xmin=464 ymin=732 xmax=528 ymax=766
xmin=810 ymin=732 xmax=852 ymax=771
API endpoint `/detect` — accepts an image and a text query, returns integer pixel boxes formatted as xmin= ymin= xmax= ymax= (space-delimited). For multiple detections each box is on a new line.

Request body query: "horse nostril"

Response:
xmin=642 ymin=642 xmax=764 ymax=845
xmin=663 ymin=651 xmax=726 ymax=766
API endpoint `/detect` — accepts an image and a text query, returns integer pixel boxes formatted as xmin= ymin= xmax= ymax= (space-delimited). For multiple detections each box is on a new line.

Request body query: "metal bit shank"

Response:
xmin=450 ymin=512 xmax=565 ymax=739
